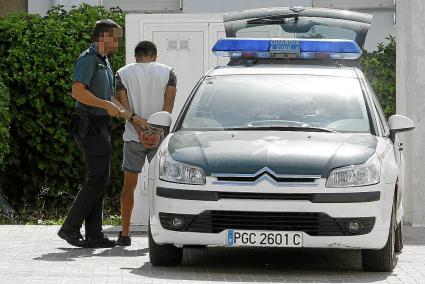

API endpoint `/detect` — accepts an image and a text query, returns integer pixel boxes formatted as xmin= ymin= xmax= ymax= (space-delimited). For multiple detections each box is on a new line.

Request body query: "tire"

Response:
xmin=148 ymin=224 xmax=183 ymax=266
xmin=395 ymin=221 xmax=404 ymax=253
xmin=361 ymin=201 xmax=396 ymax=272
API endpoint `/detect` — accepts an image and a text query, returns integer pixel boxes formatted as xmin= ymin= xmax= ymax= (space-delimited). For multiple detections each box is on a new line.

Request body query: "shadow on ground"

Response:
xmin=103 ymin=225 xmax=147 ymax=236
xmin=124 ymin=225 xmax=425 ymax=282
xmin=33 ymin=247 xmax=148 ymax=262
xmin=126 ymin=247 xmax=396 ymax=283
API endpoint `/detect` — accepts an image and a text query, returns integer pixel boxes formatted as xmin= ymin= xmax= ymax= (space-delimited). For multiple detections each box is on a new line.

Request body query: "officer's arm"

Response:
xmin=72 ymin=55 xmax=119 ymax=116
xmin=111 ymin=94 xmax=131 ymax=120
xmin=72 ymin=82 xmax=119 ymax=116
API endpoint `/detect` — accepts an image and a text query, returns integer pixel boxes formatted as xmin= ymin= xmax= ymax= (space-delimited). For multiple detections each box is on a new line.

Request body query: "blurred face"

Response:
xmin=97 ymin=27 xmax=122 ymax=55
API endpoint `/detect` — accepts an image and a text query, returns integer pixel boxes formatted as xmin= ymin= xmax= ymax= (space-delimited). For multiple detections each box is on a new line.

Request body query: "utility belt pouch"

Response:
xmin=70 ymin=110 xmax=90 ymax=138
xmin=68 ymin=113 xmax=80 ymax=135
xmin=77 ymin=111 xmax=90 ymax=138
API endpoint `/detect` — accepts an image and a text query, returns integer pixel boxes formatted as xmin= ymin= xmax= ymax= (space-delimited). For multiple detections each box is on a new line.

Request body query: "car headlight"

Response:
xmin=159 ymin=152 xmax=206 ymax=185
xmin=326 ymin=153 xmax=381 ymax=188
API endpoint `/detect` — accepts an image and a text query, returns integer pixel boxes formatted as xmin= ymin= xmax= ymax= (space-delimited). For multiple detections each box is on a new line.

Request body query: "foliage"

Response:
xmin=0 ymin=5 xmax=125 ymax=215
xmin=361 ymin=36 xmax=396 ymax=117
xmin=0 ymin=78 xmax=11 ymax=171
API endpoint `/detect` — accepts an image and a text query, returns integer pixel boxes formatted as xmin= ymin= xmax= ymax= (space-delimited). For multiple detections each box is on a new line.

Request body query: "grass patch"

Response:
xmin=0 ymin=199 xmax=121 ymax=226
xmin=0 ymin=212 xmax=121 ymax=226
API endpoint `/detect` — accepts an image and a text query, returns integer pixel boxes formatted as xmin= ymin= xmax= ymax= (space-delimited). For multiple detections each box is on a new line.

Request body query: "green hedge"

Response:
xmin=360 ymin=36 xmax=396 ymax=117
xmin=0 ymin=78 xmax=11 ymax=171
xmin=0 ymin=5 xmax=125 ymax=214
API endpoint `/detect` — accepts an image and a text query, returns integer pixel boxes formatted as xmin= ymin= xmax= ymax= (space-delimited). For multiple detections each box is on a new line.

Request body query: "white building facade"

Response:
xmin=396 ymin=0 xmax=425 ymax=226
xmin=28 ymin=0 xmax=395 ymax=51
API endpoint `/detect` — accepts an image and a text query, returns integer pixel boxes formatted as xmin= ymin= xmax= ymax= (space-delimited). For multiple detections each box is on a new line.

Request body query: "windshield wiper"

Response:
xmin=225 ymin=126 xmax=338 ymax=133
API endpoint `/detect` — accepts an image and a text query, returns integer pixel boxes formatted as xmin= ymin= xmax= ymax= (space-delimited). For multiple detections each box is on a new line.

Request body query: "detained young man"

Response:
xmin=114 ymin=41 xmax=177 ymax=246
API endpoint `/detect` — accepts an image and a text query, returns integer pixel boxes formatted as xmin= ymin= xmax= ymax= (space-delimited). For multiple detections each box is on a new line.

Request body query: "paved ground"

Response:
xmin=0 ymin=225 xmax=424 ymax=283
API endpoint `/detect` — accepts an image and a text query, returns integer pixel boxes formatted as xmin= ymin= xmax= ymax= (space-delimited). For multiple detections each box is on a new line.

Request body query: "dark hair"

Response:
xmin=134 ymin=41 xmax=157 ymax=57
xmin=91 ymin=19 xmax=121 ymax=42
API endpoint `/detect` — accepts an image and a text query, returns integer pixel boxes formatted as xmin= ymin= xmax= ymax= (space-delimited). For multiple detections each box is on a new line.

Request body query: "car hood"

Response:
xmin=167 ymin=131 xmax=377 ymax=177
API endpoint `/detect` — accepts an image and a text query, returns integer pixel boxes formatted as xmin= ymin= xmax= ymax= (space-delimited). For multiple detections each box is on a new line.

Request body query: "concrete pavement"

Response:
xmin=0 ymin=225 xmax=424 ymax=283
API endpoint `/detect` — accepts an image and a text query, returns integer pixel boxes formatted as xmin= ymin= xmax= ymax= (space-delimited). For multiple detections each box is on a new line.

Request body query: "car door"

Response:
xmin=223 ymin=7 xmax=372 ymax=48
xmin=363 ymin=78 xmax=404 ymax=214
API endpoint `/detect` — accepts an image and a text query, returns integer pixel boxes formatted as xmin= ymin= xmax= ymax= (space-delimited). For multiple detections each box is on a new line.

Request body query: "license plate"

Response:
xmin=226 ymin=230 xmax=303 ymax=247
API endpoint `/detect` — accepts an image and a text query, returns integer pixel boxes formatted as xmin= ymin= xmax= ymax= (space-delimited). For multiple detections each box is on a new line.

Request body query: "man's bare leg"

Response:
xmin=120 ymin=171 xmax=139 ymax=236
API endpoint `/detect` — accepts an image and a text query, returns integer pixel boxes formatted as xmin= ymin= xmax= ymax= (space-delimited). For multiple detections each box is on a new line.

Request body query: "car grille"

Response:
xmin=216 ymin=176 xmax=317 ymax=183
xmin=159 ymin=211 xmax=375 ymax=236
xmin=217 ymin=192 xmax=312 ymax=200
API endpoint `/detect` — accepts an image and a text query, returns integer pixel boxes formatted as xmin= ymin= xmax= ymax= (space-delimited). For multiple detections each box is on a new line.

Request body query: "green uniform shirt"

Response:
xmin=73 ymin=44 xmax=114 ymax=116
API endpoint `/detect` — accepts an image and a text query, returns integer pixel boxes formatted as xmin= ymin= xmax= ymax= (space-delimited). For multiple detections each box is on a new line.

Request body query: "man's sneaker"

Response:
xmin=86 ymin=234 xmax=116 ymax=248
xmin=116 ymin=231 xmax=131 ymax=246
xmin=58 ymin=228 xmax=87 ymax=248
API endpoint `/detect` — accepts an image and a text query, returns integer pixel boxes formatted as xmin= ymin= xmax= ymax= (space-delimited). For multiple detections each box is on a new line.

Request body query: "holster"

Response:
xmin=69 ymin=110 xmax=90 ymax=138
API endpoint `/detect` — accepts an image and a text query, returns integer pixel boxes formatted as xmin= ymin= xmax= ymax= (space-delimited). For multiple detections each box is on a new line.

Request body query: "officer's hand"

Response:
xmin=104 ymin=101 xmax=120 ymax=117
xmin=133 ymin=116 xmax=149 ymax=130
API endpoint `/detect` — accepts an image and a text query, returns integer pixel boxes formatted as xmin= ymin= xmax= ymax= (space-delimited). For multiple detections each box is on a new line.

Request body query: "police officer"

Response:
xmin=58 ymin=19 xmax=123 ymax=248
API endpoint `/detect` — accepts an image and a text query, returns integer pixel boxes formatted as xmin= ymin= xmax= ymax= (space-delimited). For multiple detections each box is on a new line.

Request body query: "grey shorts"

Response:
xmin=122 ymin=141 xmax=158 ymax=173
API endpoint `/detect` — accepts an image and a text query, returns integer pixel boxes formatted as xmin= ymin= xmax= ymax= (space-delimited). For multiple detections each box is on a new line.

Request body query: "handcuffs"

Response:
xmin=130 ymin=112 xmax=163 ymax=136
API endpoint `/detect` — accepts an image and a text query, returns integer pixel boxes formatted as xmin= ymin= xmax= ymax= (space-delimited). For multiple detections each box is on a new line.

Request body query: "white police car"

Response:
xmin=146 ymin=7 xmax=415 ymax=272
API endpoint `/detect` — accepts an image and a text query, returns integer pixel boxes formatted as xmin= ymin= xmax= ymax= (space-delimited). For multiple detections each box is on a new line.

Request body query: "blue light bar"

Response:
xmin=212 ymin=38 xmax=362 ymax=60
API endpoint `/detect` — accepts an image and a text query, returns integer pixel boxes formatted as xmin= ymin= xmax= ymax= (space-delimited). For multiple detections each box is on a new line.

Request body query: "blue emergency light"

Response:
xmin=212 ymin=38 xmax=362 ymax=60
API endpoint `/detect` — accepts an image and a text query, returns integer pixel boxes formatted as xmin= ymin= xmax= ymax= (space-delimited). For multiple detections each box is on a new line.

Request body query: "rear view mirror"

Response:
xmin=388 ymin=115 xmax=415 ymax=133
xmin=147 ymin=111 xmax=172 ymax=128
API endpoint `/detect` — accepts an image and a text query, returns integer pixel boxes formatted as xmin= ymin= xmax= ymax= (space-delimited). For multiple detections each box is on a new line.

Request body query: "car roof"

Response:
xmin=208 ymin=64 xmax=359 ymax=78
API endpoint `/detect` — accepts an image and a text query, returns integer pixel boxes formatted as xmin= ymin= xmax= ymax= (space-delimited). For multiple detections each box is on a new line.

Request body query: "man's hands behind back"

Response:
xmin=139 ymin=128 xmax=162 ymax=149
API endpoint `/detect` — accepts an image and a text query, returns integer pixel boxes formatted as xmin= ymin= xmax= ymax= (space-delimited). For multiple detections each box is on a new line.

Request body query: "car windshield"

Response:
xmin=180 ymin=74 xmax=371 ymax=133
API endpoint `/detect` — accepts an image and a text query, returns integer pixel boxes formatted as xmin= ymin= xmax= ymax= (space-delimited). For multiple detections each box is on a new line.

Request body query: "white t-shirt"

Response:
xmin=116 ymin=62 xmax=173 ymax=142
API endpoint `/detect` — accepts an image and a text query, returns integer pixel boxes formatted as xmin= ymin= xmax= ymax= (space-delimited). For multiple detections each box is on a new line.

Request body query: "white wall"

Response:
xmin=183 ymin=0 xmax=394 ymax=12
xmin=396 ymin=0 xmax=425 ymax=226
xmin=183 ymin=0 xmax=311 ymax=13
xmin=364 ymin=11 xmax=395 ymax=51
xmin=312 ymin=0 xmax=394 ymax=10
xmin=54 ymin=0 xmax=99 ymax=8
xmin=27 ymin=0 xmax=395 ymax=51
xmin=28 ymin=0 xmax=179 ymax=14
xmin=28 ymin=0 xmax=53 ymax=15
xmin=104 ymin=0 xmax=180 ymax=12
xmin=28 ymin=0 xmax=100 ymax=15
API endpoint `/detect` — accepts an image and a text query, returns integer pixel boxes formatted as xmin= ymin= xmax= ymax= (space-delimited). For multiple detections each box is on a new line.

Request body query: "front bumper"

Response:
xmin=149 ymin=179 xmax=395 ymax=249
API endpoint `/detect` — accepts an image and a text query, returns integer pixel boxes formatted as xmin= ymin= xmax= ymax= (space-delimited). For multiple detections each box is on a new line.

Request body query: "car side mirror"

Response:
xmin=388 ymin=115 xmax=414 ymax=142
xmin=388 ymin=114 xmax=415 ymax=133
xmin=147 ymin=111 xmax=172 ymax=128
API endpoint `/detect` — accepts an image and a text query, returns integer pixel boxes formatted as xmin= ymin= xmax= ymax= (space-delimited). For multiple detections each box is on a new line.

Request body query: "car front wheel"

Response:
xmin=361 ymin=201 xmax=396 ymax=272
xmin=148 ymin=224 xmax=183 ymax=266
